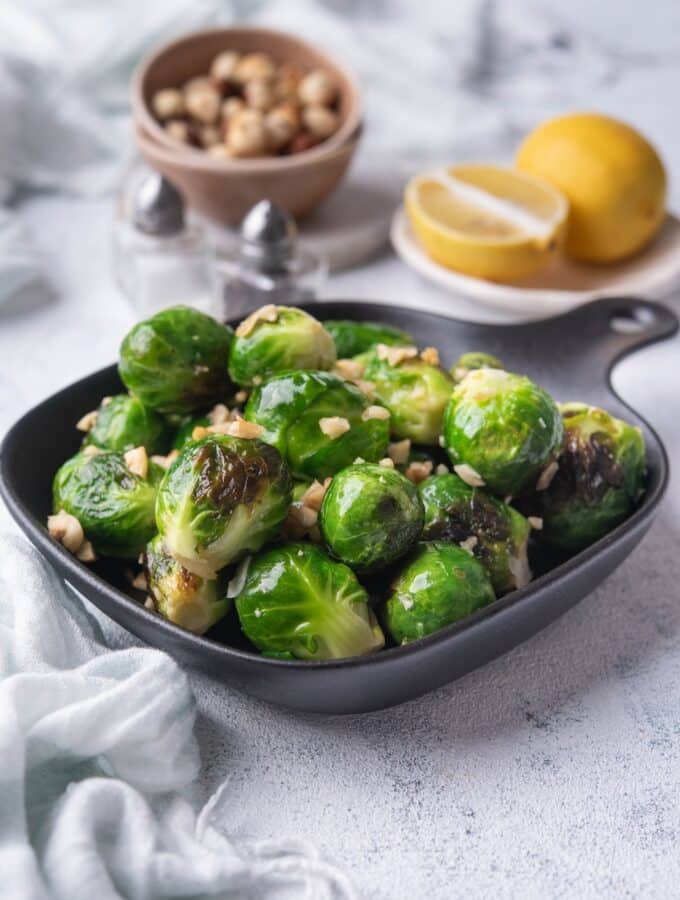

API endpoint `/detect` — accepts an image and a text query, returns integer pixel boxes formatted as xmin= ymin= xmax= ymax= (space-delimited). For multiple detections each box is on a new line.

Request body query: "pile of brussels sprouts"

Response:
xmin=48 ymin=303 xmax=647 ymax=660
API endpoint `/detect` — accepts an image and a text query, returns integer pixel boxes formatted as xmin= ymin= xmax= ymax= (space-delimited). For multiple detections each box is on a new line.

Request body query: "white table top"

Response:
xmin=2 ymin=2 xmax=680 ymax=897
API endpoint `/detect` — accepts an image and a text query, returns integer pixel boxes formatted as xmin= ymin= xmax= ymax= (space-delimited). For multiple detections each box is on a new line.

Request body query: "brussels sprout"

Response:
xmin=53 ymin=451 xmax=161 ymax=558
xmin=450 ymin=351 xmax=503 ymax=383
xmin=84 ymin=394 xmax=172 ymax=454
xmin=535 ymin=402 xmax=646 ymax=551
xmin=419 ymin=474 xmax=531 ymax=594
xmin=318 ymin=463 xmax=424 ymax=573
xmin=358 ymin=349 xmax=454 ymax=444
xmin=443 ymin=368 xmax=563 ymax=497
xmin=156 ymin=434 xmax=292 ymax=578
xmin=235 ymin=543 xmax=385 ymax=660
xmin=145 ymin=534 xmax=229 ymax=634
xmin=229 ymin=306 xmax=336 ymax=387
xmin=171 ymin=414 xmax=210 ymax=450
xmin=119 ymin=306 xmax=235 ymax=414
xmin=244 ymin=370 xmax=390 ymax=480
xmin=382 ymin=541 xmax=495 ymax=644
xmin=323 ymin=320 xmax=414 ymax=359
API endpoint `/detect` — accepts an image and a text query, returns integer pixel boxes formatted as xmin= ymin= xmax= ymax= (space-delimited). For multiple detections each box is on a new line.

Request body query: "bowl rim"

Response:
xmin=131 ymin=24 xmax=363 ymax=172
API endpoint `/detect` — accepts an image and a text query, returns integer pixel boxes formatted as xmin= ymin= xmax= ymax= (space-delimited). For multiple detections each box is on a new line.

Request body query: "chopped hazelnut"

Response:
xmin=528 ymin=516 xmax=544 ymax=531
xmin=334 ymin=358 xmax=365 ymax=381
xmin=459 ymin=535 xmax=478 ymax=554
xmin=124 ymin=446 xmax=149 ymax=479
xmin=132 ymin=571 xmax=148 ymax=591
xmin=82 ymin=444 xmax=102 ymax=458
xmin=151 ymin=450 xmax=179 ymax=470
xmin=420 ymin=346 xmax=440 ymax=366
xmin=76 ymin=540 xmax=97 ymax=563
xmin=284 ymin=502 xmax=318 ymax=539
xmin=226 ymin=107 xmax=268 ymax=156
xmin=152 ymin=88 xmax=185 ymax=120
xmin=192 ymin=426 xmax=209 ymax=440
xmin=208 ymin=403 xmax=231 ymax=425
xmin=234 ymin=389 xmax=249 ymax=405
xmin=298 ymin=69 xmax=337 ymax=106
xmin=435 ymin=463 xmax=450 ymax=475
xmin=234 ymin=52 xmax=277 ymax=84
xmin=453 ymin=463 xmax=485 ymax=487
xmin=300 ymin=478 xmax=331 ymax=512
xmin=210 ymin=50 xmax=241 ymax=83
xmin=536 ymin=460 xmax=559 ymax=491
xmin=355 ymin=379 xmax=376 ymax=400
xmin=301 ymin=105 xmax=339 ymax=140
xmin=361 ymin=405 xmax=390 ymax=421
xmin=405 ymin=460 xmax=433 ymax=484
xmin=76 ymin=410 xmax=98 ymax=432
xmin=236 ymin=303 xmax=279 ymax=337
xmin=376 ymin=344 xmax=418 ymax=366
xmin=101 ymin=396 xmax=113 ymax=407
xmin=144 ymin=595 xmax=157 ymax=611
xmin=222 ymin=418 xmax=265 ymax=439
xmin=318 ymin=417 xmax=351 ymax=439
xmin=388 ymin=439 xmax=411 ymax=466
xmin=48 ymin=510 xmax=85 ymax=553
xmin=378 ymin=457 xmax=395 ymax=469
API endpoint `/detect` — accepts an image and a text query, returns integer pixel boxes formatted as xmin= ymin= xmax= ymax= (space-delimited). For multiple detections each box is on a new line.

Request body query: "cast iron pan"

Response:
xmin=0 ymin=297 xmax=676 ymax=714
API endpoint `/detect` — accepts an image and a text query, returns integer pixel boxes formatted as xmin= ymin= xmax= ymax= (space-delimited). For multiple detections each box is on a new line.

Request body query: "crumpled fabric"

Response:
xmin=0 ymin=517 xmax=354 ymax=900
xmin=0 ymin=0 xmax=642 ymax=307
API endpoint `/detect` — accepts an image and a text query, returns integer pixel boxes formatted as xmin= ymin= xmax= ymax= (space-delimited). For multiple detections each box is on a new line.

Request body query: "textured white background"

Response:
xmin=1 ymin=2 xmax=680 ymax=898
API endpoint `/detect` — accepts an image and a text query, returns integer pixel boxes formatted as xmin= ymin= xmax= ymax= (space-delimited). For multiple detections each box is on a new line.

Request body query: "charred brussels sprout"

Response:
xmin=382 ymin=542 xmax=495 ymax=644
xmin=235 ymin=543 xmax=385 ymax=660
xmin=145 ymin=534 xmax=229 ymax=634
xmin=359 ymin=349 xmax=454 ymax=444
xmin=155 ymin=434 xmax=292 ymax=578
xmin=450 ymin=351 xmax=503 ymax=383
xmin=536 ymin=403 xmax=646 ymax=551
xmin=84 ymin=394 xmax=171 ymax=454
xmin=244 ymin=370 xmax=390 ymax=480
xmin=229 ymin=306 xmax=336 ymax=387
xmin=443 ymin=368 xmax=563 ymax=497
xmin=324 ymin=320 xmax=414 ymax=359
xmin=53 ymin=451 xmax=161 ymax=557
xmin=119 ymin=306 xmax=235 ymax=414
xmin=319 ymin=463 xmax=424 ymax=573
xmin=419 ymin=474 xmax=531 ymax=594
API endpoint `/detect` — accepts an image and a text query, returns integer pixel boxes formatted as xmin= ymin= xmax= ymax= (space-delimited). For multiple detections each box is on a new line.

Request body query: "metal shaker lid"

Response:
xmin=132 ymin=173 xmax=185 ymax=236
xmin=239 ymin=200 xmax=297 ymax=269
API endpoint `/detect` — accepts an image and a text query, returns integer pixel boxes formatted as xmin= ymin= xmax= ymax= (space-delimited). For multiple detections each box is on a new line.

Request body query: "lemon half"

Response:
xmin=405 ymin=164 xmax=568 ymax=282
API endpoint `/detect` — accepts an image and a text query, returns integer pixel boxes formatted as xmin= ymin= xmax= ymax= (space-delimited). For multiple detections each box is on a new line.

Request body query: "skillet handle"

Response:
xmin=515 ymin=296 xmax=678 ymax=406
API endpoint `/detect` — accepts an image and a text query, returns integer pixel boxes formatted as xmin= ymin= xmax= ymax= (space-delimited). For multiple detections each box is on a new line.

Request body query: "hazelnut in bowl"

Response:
xmin=132 ymin=26 xmax=362 ymax=225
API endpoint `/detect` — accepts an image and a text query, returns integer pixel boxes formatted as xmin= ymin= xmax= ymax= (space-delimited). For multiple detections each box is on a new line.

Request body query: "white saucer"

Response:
xmin=390 ymin=207 xmax=680 ymax=317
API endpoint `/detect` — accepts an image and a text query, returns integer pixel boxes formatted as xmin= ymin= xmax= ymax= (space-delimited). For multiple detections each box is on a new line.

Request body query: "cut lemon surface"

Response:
xmin=404 ymin=164 xmax=569 ymax=282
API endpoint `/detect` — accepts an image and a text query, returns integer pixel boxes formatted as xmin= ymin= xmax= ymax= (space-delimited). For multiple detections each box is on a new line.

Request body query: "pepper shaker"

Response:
xmin=217 ymin=200 xmax=327 ymax=320
xmin=113 ymin=172 xmax=220 ymax=319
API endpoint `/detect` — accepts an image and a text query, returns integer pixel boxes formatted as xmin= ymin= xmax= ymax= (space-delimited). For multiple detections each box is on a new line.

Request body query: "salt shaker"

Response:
xmin=113 ymin=172 xmax=220 ymax=319
xmin=217 ymin=200 xmax=327 ymax=320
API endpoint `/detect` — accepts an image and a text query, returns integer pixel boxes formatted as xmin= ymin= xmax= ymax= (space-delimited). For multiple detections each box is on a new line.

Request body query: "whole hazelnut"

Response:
xmin=199 ymin=125 xmax=221 ymax=148
xmin=206 ymin=143 xmax=233 ymax=159
xmin=184 ymin=82 xmax=221 ymax=125
xmin=275 ymin=63 xmax=304 ymax=103
xmin=298 ymin=69 xmax=337 ymax=107
xmin=234 ymin=52 xmax=277 ymax=84
xmin=210 ymin=50 xmax=241 ymax=83
xmin=265 ymin=103 xmax=300 ymax=151
xmin=288 ymin=130 xmax=318 ymax=155
xmin=244 ymin=78 xmax=276 ymax=112
xmin=301 ymin=105 xmax=339 ymax=140
xmin=226 ymin=108 xmax=268 ymax=157
xmin=152 ymin=88 xmax=185 ymax=120
xmin=221 ymin=96 xmax=246 ymax=120
xmin=165 ymin=120 xmax=191 ymax=144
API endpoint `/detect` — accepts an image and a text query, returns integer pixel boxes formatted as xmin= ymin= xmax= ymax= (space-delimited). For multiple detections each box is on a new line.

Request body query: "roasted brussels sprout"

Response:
xmin=229 ymin=305 xmax=336 ymax=387
xmin=145 ymin=534 xmax=230 ymax=634
xmin=443 ymin=368 xmax=563 ymax=497
xmin=450 ymin=351 xmax=503 ymax=383
xmin=382 ymin=541 xmax=495 ymax=644
xmin=53 ymin=451 xmax=161 ymax=557
xmin=119 ymin=306 xmax=235 ymax=414
xmin=358 ymin=348 xmax=454 ymax=444
xmin=535 ymin=402 xmax=646 ymax=551
xmin=244 ymin=370 xmax=390 ymax=480
xmin=419 ymin=474 xmax=531 ymax=594
xmin=156 ymin=434 xmax=292 ymax=578
xmin=235 ymin=543 xmax=385 ymax=659
xmin=318 ymin=463 xmax=424 ymax=573
xmin=84 ymin=394 xmax=171 ymax=454
xmin=324 ymin=320 xmax=414 ymax=359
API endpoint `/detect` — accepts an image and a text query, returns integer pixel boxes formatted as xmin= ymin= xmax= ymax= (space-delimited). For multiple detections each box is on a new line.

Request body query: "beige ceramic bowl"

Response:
xmin=131 ymin=26 xmax=362 ymax=224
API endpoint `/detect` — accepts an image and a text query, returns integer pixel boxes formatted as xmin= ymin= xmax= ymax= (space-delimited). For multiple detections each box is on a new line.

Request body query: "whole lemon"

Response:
xmin=516 ymin=113 xmax=666 ymax=263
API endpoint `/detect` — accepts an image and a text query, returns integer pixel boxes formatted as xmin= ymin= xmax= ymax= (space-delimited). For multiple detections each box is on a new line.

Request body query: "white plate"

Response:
xmin=390 ymin=207 xmax=680 ymax=317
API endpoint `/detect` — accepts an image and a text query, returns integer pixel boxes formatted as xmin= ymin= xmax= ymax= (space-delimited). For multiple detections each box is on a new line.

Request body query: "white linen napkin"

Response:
xmin=0 ymin=513 xmax=354 ymax=900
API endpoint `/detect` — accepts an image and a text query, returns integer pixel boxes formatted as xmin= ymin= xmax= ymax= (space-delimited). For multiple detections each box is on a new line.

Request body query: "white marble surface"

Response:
xmin=2 ymin=2 xmax=680 ymax=898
